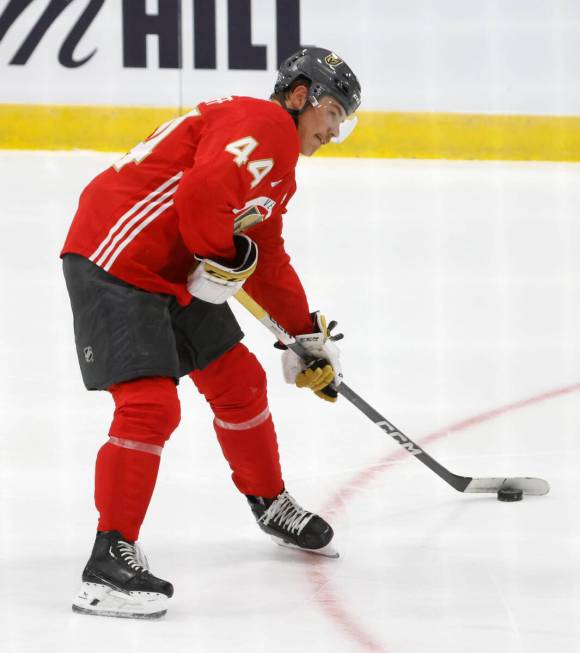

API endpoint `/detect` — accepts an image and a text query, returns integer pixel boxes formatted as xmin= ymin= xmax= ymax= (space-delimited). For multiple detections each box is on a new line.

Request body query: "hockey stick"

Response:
xmin=234 ymin=289 xmax=550 ymax=496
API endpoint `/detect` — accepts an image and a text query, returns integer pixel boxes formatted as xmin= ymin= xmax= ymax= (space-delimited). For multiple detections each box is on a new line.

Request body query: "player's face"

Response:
xmin=297 ymin=96 xmax=347 ymax=156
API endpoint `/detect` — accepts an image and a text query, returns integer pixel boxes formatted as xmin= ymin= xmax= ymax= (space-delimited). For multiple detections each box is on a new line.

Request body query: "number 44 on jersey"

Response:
xmin=225 ymin=136 xmax=273 ymax=189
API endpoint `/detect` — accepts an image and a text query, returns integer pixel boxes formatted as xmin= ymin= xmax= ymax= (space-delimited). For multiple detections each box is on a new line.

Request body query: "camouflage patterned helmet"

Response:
xmin=274 ymin=47 xmax=361 ymax=116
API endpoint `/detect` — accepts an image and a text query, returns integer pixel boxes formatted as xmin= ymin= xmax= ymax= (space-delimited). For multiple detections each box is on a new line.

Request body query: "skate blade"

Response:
xmin=270 ymin=535 xmax=340 ymax=559
xmin=72 ymin=582 xmax=168 ymax=619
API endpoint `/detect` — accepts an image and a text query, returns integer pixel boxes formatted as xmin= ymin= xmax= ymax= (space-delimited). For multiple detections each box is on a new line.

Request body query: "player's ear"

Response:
xmin=286 ymin=84 xmax=309 ymax=111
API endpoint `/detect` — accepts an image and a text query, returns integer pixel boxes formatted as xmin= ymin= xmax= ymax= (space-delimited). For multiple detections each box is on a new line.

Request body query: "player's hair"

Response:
xmin=269 ymin=76 xmax=311 ymax=102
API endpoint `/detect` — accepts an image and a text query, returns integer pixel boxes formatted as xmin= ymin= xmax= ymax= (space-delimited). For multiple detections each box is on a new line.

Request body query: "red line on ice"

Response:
xmin=308 ymin=381 xmax=580 ymax=653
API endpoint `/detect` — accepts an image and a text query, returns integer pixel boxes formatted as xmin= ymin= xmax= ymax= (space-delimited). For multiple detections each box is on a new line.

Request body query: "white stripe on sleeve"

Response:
xmin=89 ymin=171 xmax=183 ymax=264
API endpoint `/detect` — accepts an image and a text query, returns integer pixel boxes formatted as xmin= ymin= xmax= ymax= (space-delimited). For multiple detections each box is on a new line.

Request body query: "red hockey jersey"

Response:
xmin=61 ymin=96 xmax=313 ymax=335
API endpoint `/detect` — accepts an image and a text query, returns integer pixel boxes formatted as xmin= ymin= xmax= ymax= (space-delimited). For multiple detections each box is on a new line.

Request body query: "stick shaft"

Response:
xmin=234 ymin=289 xmax=470 ymax=491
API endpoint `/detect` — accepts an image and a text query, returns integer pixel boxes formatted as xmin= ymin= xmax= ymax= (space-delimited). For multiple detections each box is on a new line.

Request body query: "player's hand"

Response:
xmin=187 ymin=234 xmax=258 ymax=304
xmin=281 ymin=312 xmax=343 ymax=402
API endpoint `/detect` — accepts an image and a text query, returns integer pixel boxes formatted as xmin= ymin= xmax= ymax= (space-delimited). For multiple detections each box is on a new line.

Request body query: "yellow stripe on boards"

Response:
xmin=0 ymin=104 xmax=178 ymax=152
xmin=2 ymin=104 xmax=580 ymax=162
xmin=318 ymin=111 xmax=580 ymax=162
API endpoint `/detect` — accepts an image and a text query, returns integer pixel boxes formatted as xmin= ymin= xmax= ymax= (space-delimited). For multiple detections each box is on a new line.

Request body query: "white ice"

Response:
xmin=1 ymin=151 xmax=580 ymax=653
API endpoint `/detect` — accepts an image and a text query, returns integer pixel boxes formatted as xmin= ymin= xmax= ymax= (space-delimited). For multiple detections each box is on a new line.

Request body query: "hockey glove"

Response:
xmin=281 ymin=312 xmax=343 ymax=403
xmin=187 ymin=234 xmax=258 ymax=304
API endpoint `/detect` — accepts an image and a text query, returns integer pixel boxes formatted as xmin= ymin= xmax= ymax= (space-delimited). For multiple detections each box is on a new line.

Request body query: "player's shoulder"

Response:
xmin=233 ymin=96 xmax=292 ymax=124
xmin=200 ymin=96 xmax=299 ymax=170
xmin=202 ymin=97 xmax=297 ymax=141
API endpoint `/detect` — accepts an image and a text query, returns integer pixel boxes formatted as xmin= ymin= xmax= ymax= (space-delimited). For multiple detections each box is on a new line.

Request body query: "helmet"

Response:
xmin=274 ymin=47 xmax=361 ymax=117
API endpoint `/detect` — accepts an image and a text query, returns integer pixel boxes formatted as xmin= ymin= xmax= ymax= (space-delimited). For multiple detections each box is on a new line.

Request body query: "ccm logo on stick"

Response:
xmin=376 ymin=420 xmax=423 ymax=455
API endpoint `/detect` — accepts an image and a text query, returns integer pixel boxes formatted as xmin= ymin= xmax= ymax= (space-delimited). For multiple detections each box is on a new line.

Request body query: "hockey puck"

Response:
xmin=497 ymin=488 xmax=523 ymax=502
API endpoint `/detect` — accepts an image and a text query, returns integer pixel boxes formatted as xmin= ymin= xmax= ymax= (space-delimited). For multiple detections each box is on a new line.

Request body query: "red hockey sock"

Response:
xmin=95 ymin=441 xmax=161 ymax=542
xmin=214 ymin=410 xmax=283 ymax=498
xmin=96 ymin=377 xmax=180 ymax=541
xmin=190 ymin=344 xmax=284 ymax=498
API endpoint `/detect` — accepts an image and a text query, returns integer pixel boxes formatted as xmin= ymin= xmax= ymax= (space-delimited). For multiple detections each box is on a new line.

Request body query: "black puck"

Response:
xmin=497 ymin=488 xmax=523 ymax=502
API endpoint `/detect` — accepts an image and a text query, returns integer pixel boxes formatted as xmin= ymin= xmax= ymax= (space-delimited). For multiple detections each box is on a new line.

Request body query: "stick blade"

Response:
xmin=464 ymin=477 xmax=550 ymax=496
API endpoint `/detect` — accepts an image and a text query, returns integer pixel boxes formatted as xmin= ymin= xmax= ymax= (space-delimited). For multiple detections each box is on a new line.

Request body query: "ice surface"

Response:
xmin=1 ymin=151 xmax=580 ymax=652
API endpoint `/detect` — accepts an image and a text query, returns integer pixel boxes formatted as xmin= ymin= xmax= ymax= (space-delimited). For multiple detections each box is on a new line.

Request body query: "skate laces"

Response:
xmin=117 ymin=540 xmax=149 ymax=572
xmin=133 ymin=543 xmax=150 ymax=570
xmin=260 ymin=491 xmax=313 ymax=535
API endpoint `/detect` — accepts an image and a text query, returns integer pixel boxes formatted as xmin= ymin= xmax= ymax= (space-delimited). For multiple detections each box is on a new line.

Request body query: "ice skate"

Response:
xmin=247 ymin=489 xmax=339 ymax=558
xmin=72 ymin=530 xmax=173 ymax=619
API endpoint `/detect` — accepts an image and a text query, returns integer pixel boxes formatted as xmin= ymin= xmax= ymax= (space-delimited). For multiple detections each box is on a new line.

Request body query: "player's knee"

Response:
xmin=108 ymin=377 xmax=181 ymax=446
xmin=191 ymin=343 xmax=268 ymax=413
xmin=228 ymin=344 xmax=268 ymax=403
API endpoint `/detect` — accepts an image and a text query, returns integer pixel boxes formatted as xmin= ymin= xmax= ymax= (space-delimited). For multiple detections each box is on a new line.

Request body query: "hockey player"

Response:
xmin=62 ymin=47 xmax=361 ymax=619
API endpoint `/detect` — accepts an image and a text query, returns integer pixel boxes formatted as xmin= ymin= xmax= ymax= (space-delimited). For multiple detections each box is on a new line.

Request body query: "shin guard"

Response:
xmin=96 ymin=377 xmax=180 ymax=541
xmin=190 ymin=344 xmax=283 ymax=498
